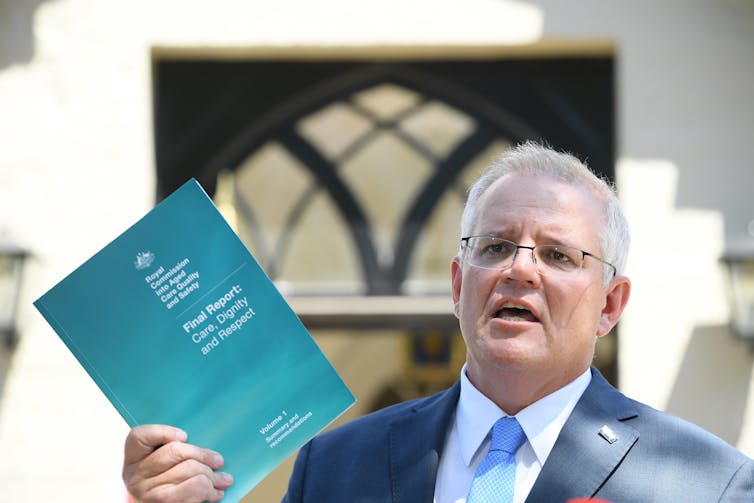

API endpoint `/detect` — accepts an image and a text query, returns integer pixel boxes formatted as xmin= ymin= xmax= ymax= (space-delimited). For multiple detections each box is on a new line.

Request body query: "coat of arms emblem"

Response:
xmin=134 ymin=251 xmax=155 ymax=270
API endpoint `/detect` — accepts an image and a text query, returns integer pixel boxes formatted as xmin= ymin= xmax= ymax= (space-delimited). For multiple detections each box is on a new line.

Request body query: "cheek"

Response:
xmin=461 ymin=270 xmax=492 ymax=302
xmin=459 ymin=273 xmax=497 ymax=326
xmin=543 ymin=281 xmax=604 ymax=330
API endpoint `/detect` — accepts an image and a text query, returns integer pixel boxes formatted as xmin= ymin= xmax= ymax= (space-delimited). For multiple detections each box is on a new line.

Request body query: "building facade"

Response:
xmin=0 ymin=1 xmax=753 ymax=501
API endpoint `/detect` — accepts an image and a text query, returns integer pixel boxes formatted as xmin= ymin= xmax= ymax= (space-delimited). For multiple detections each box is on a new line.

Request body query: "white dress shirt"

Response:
xmin=433 ymin=365 xmax=592 ymax=503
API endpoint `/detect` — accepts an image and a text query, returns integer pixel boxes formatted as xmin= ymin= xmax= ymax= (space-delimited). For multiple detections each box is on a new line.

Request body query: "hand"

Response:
xmin=123 ymin=424 xmax=233 ymax=503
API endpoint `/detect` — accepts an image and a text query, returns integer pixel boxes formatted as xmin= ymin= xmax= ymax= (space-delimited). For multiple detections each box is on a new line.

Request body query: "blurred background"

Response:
xmin=1 ymin=0 xmax=753 ymax=501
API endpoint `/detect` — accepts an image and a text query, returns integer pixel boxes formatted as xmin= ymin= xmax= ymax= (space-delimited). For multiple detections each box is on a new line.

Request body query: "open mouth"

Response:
xmin=494 ymin=302 xmax=540 ymax=323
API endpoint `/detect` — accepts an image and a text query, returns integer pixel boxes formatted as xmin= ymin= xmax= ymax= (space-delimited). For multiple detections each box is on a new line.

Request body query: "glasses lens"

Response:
xmin=466 ymin=237 xmax=517 ymax=270
xmin=535 ymin=245 xmax=583 ymax=273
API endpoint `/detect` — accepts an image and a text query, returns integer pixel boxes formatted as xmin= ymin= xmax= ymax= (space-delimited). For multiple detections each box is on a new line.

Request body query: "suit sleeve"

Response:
xmin=280 ymin=441 xmax=312 ymax=503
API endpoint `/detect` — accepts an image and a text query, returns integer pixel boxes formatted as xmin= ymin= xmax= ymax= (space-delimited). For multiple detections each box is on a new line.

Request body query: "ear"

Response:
xmin=451 ymin=256 xmax=463 ymax=319
xmin=597 ymin=275 xmax=631 ymax=337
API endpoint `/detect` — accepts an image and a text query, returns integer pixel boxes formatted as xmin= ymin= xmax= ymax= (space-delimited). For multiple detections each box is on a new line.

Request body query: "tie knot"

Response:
xmin=490 ymin=417 xmax=526 ymax=454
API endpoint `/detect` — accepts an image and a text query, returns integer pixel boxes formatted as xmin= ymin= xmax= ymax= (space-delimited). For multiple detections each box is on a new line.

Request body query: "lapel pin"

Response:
xmin=598 ymin=425 xmax=619 ymax=444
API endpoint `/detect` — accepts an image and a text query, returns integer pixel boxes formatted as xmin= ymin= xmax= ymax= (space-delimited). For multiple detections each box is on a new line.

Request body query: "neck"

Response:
xmin=465 ymin=362 xmax=589 ymax=415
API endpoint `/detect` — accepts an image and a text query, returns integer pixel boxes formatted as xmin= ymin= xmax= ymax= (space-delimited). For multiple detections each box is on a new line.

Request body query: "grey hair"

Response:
xmin=460 ymin=141 xmax=630 ymax=284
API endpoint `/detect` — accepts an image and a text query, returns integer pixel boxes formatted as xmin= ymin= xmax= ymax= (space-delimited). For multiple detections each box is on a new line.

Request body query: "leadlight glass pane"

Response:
xmin=340 ymin=131 xmax=431 ymax=266
xmin=404 ymin=188 xmax=465 ymax=294
xmin=214 ymin=169 xmax=238 ymax=231
xmin=405 ymin=138 xmax=513 ymax=292
xmin=296 ymin=102 xmax=374 ymax=161
xmin=279 ymin=190 xmax=361 ymax=292
xmin=234 ymin=142 xmax=316 ymax=268
xmin=399 ymin=100 xmax=476 ymax=157
xmin=351 ymin=83 xmax=422 ymax=121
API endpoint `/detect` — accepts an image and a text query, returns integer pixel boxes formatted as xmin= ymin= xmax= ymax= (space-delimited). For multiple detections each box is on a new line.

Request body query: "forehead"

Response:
xmin=474 ymin=174 xmax=605 ymax=241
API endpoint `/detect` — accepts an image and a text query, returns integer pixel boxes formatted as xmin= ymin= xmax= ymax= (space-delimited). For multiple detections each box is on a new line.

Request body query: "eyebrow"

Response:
xmin=476 ymin=230 xmax=580 ymax=248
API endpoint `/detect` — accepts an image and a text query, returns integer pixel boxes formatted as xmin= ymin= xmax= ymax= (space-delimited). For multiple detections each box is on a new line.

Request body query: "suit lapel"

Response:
xmin=526 ymin=369 xmax=639 ymax=503
xmin=388 ymin=383 xmax=460 ymax=503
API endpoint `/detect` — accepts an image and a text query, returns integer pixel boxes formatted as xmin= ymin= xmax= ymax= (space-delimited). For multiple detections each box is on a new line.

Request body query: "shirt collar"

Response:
xmin=456 ymin=365 xmax=592 ymax=467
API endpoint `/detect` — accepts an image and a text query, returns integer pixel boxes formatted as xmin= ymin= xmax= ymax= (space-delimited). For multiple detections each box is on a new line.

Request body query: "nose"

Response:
xmin=504 ymin=246 xmax=541 ymax=285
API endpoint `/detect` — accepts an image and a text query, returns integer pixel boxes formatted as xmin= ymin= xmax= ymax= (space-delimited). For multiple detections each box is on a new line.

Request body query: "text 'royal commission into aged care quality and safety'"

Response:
xmin=144 ymin=258 xmax=256 ymax=357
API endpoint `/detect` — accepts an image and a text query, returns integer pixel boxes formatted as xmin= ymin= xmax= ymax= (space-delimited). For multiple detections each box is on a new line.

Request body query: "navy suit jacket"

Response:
xmin=283 ymin=368 xmax=754 ymax=502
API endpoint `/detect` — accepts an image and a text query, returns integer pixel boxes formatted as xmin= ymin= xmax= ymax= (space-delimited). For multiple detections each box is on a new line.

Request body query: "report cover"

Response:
xmin=34 ymin=179 xmax=355 ymax=502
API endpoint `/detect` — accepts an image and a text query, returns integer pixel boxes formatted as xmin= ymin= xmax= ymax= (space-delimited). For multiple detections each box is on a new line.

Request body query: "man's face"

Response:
xmin=451 ymin=174 xmax=629 ymax=401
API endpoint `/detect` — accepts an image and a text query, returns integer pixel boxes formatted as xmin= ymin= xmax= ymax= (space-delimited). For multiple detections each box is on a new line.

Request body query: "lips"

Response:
xmin=493 ymin=301 xmax=540 ymax=323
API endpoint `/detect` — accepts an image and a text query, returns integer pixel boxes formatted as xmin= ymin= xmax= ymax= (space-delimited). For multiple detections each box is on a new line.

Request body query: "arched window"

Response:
xmin=153 ymin=55 xmax=617 ymax=392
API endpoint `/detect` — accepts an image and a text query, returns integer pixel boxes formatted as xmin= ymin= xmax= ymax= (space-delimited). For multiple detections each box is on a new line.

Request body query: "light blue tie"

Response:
xmin=466 ymin=416 xmax=526 ymax=503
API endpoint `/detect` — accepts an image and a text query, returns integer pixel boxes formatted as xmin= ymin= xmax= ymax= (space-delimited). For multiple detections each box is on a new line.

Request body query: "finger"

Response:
xmin=124 ymin=424 xmax=187 ymax=465
xmin=130 ymin=458 xmax=233 ymax=498
xmin=148 ymin=458 xmax=231 ymax=488
xmin=134 ymin=441 xmax=225 ymax=480
xmin=178 ymin=472 xmax=232 ymax=502
xmin=147 ymin=472 xmax=230 ymax=503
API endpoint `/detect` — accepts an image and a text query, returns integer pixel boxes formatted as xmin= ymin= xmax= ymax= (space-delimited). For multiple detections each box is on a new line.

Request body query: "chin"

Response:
xmin=482 ymin=340 xmax=546 ymax=370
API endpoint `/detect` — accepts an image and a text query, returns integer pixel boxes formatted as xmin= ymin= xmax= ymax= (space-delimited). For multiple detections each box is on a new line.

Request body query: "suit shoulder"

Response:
xmin=588 ymin=370 xmax=750 ymax=464
xmin=312 ymin=384 xmax=459 ymax=454
xmin=623 ymin=395 xmax=750 ymax=463
xmin=315 ymin=384 xmax=458 ymax=444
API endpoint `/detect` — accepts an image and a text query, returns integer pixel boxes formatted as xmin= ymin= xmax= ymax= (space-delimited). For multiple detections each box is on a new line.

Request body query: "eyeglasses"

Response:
xmin=460 ymin=236 xmax=617 ymax=277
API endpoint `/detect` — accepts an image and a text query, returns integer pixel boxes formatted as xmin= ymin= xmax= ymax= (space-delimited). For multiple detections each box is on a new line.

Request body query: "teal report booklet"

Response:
xmin=34 ymin=179 xmax=355 ymax=502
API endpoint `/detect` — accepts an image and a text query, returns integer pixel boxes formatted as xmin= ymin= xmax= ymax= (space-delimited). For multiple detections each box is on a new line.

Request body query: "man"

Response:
xmin=123 ymin=143 xmax=754 ymax=502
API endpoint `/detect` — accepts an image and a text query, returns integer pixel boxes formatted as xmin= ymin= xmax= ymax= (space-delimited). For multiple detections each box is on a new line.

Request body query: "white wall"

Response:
xmin=0 ymin=0 xmax=752 ymax=500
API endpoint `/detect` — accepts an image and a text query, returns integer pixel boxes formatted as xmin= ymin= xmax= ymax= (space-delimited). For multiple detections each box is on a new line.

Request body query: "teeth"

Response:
xmin=495 ymin=301 xmax=538 ymax=322
xmin=499 ymin=312 xmax=532 ymax=322
xmin=500 ymin=301 xmax=530 ymax=311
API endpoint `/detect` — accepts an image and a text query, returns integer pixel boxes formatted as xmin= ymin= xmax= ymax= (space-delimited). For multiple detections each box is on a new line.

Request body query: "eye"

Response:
xmin=549 ymin=249 xmax=571 ymax=263
xmin=485 ymin=243 xmax=504 ymax=254
xmin=540 ymin=246 xmax=580 ymax=269
xmin=480 ymin=240 xmax=514 ymax=257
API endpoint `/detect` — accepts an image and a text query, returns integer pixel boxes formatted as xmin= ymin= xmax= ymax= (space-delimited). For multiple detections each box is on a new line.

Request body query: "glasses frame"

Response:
xmin=460 ymin=235 xmax=617 ymax=278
